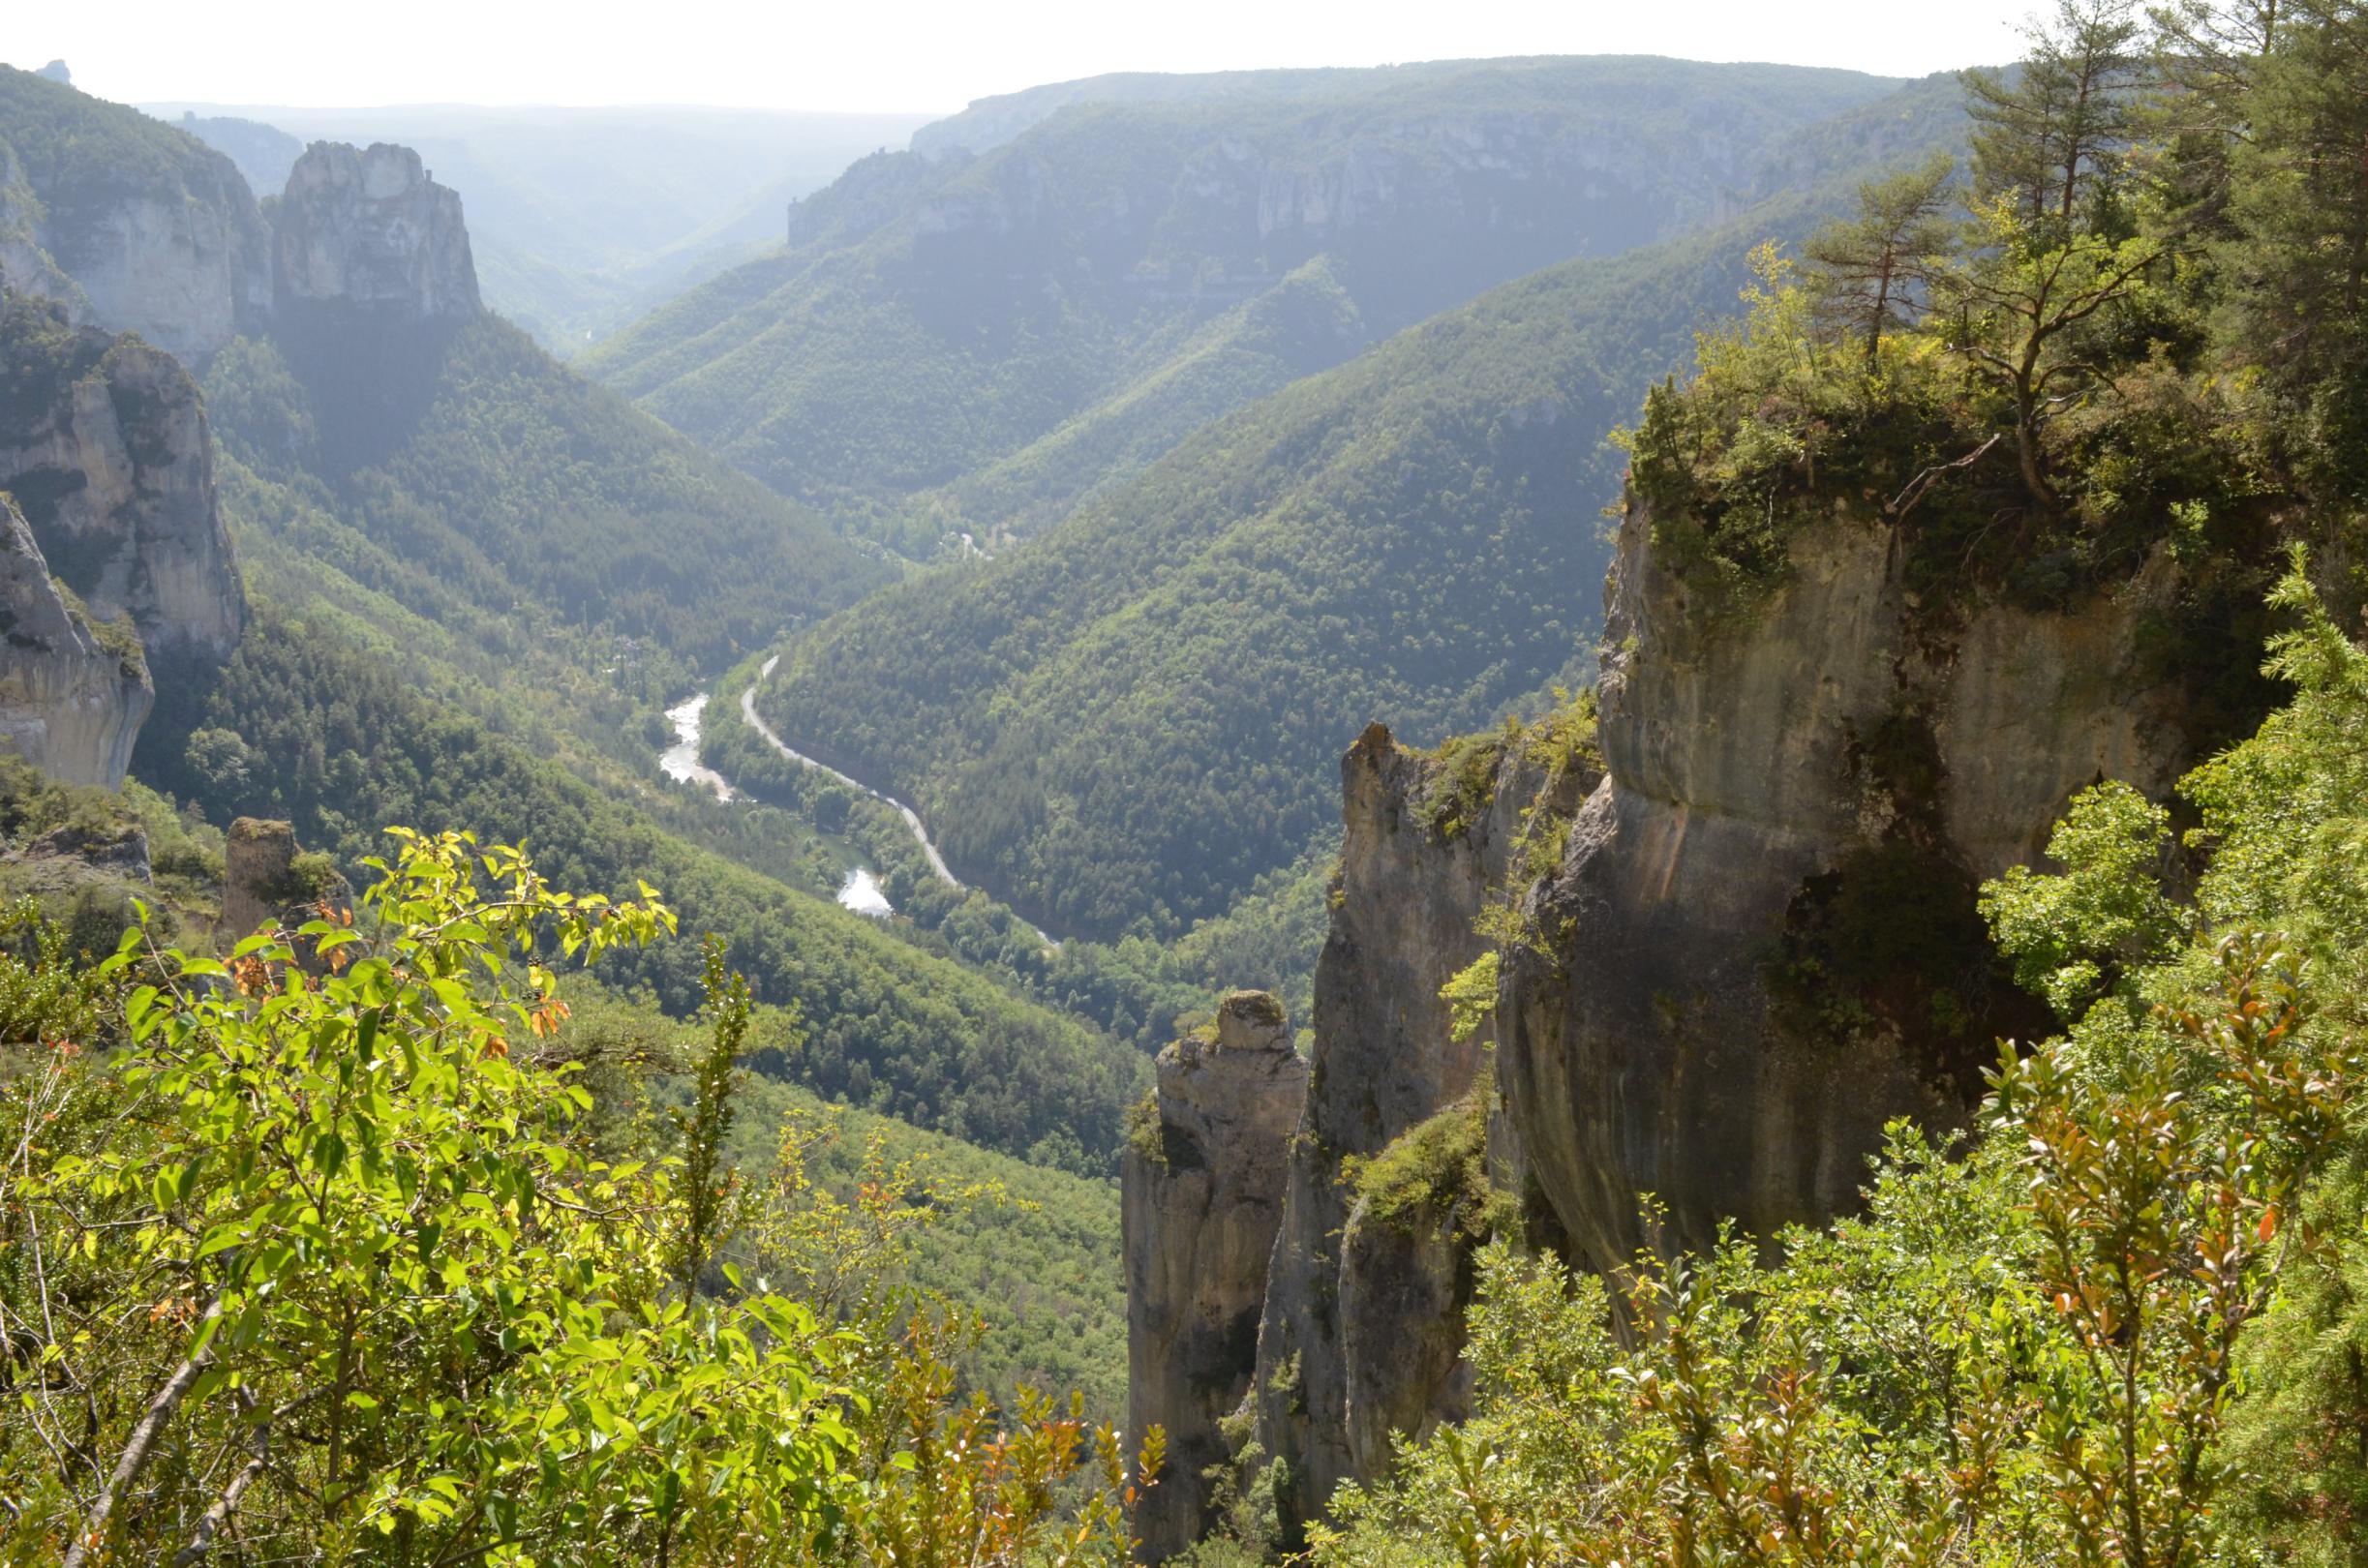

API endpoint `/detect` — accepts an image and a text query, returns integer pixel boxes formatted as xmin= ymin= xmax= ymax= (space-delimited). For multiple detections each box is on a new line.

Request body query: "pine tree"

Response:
xmin=2222 ymin=0 xmax=2368 ymax=385
xmin=1963 ymin=0 xmax=2151 ymax=234
xmin=1804 ymin=152 xmax=1958 ymax=365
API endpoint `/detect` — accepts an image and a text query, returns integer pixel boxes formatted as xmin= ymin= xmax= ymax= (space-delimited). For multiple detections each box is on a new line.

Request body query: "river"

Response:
xmin=658 ymin=681 xmax=900 ymax=919
xmin=657 ymin=694 xmax=736 ymax=801
xmin=662 ymin=658 xmax=1057 ymax=947
xmin=739 ymin=654 xmax=963 ymax=886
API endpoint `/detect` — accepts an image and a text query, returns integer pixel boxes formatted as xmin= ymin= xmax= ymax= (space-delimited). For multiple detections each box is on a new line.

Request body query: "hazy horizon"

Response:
xmin=10 ymin=0 xmax=2037 ymax=117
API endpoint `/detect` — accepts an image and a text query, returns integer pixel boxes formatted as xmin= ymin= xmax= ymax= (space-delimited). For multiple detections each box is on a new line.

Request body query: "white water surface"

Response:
xmin=836 ymin=866 xmax=894 ymax=917
xmin=657 ymin=693 xmax=735 ymax=800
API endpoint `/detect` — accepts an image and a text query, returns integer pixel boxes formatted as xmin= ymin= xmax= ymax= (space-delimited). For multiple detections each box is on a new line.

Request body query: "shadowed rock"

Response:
xmin=1124 ymin=990 xmax=1306 ymax=1561
xmin=0 ymin=493 xmax=150 ymax=787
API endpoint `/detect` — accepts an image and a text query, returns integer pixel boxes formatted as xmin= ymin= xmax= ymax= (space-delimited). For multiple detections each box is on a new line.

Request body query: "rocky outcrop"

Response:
xmin=0 ymin=493 xmax=150 ymax=788
xmin=0 ymin=142 xmax=88 ymax=318
xmin=272 ymin=143 xmax=479 ymax=323
xmin=1496 ymin=498 xmax=2192 ymax=1276
xmin=1150 ymin=489 xmax=2207 ymax=1556
xmin=1124 ymin=990 xmax=1307 ymax=1562
xmin=0 ymin=298 xmax=246 ymax=665
xmin=221 ymin=817 xmax=299 ymax=940
xmin=0 ymin=66 xmax=270 ymax=360
xmin=1336 ymin=1163 xmax=1477 ymax=1482
xmin=221 ymin=817 xmax=347 ymax=962
xmin=1250 ymin=721 xmax=1594 ymax=1538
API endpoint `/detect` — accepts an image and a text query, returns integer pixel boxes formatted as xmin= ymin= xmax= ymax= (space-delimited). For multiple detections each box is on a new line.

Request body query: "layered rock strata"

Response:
xmin=1124 ymin=990 xmax=1307 ymax=1561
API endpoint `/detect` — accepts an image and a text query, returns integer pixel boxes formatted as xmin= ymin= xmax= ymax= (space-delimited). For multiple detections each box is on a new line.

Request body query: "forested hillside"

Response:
xmin=205 ymin=314 xmax=888 ymax=668
xmin=137 ymin=605 xmax=1144 ymax=1168
xmin=750 ymin=153 xmax=1958 ymax=940
xmin=1294 ymin=3 xmax=2368 ymax=1562
xmin=588 ymin=59 xmax=1946 ymax=551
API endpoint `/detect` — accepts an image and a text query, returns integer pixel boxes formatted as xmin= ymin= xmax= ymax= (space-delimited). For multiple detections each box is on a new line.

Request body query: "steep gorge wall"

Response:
xmin=1249 ymin=721 xmax=1593 ymax=1535
xmin=0 ymin=493 xmax=150 ymax=787
xmin=0 ymin=65 xmax=269 ymax=360
xmin=1141 ymin=489 xmax=2215 ymax=1555
xmin=1497 ymin=498 xmax=2194 ymax=1272
xmin=0 ymin=300 xmax=246 ymax=667
xmin=1123 ymin=990 xmax=1307 ymax=1561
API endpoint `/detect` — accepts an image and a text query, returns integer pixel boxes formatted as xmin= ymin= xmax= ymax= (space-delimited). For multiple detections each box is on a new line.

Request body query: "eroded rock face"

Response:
xmin=1498 ymin=498 xmax=2192 ymax=1275
xmin=1250 ymin=722 xmax=1594 ymax=1537
xmin=273 ymin=143 xmax=480 ymax=323
xmin=0 ymin=300 xmax=246 ymax=665
xmin=1124 ymin=990 xmax=1307 ymax=1562
xmin=1336 ymin=1191 xmax=1472 ymax=1482
xmin=0 ymin=68 xmax=269 ymax=360
xmin=0 ymin=494 xmax=150 ymax=788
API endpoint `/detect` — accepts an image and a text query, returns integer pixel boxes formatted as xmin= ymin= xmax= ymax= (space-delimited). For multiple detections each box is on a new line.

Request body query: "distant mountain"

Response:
xmin=906 ymin=59 xmax=1517 ymax=158
xmin=750 ymin=78 xmax=1968 ymax=941
xmin=586 ymin=57 xmax=1947 ymax=553
xmin=0 ymin=75 xmax=888 ymax=668
xmin=167 ymin=111 xmax=303 ymax=196
xmin=155 ymin=102 xmax=933 ymax=351
xmin=197 ymin=138 xmax=887 ymax=668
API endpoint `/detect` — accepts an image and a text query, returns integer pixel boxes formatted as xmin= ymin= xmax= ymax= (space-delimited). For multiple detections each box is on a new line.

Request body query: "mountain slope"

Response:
xmin=207 ymin=315 xmax=889 ymax=667
xmin=0 ymin=65 xmax=268 ymax=358
xmin=587 ymin=58 xmax=1929 ymax=547
xmin=750 ymin=97 xmax=1965 ymax=941
xmin=160 ymin=102 xmax=935 ymax=351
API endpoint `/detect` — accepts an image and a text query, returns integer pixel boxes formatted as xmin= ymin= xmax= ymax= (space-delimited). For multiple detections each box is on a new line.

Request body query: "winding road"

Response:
xmin=662 ymin=655 xmax=1060 ymax=948
xmin=739 ymin=655 xmax=961 ymax=886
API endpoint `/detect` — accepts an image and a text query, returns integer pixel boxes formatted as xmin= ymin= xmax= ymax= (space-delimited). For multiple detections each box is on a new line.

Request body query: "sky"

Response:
xmin=8 ymin=0 xmax=2041 ymax=114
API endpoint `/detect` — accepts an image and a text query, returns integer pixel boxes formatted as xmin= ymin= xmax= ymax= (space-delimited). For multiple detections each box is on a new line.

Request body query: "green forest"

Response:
xmin=748 ymin=181 xmax=1911 ymax=941
xmin=135 ymin=608 xmax=1143 ymax=1170
xmin=203 ymin=315 xmax=887 ymax=669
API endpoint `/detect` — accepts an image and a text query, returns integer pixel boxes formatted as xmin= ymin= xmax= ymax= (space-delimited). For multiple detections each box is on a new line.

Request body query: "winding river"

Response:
xmin=659 ymin=655 xmax=1058 ymax=948
xmin=657 ymin=694 xmax=736 ymax=801
xmin=656 ymin=658 xmax=978 ymax=922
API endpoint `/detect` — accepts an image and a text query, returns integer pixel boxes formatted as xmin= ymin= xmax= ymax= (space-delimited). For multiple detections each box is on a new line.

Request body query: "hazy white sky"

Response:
xmin=11 ymin=0 xmax=2040 ymax=114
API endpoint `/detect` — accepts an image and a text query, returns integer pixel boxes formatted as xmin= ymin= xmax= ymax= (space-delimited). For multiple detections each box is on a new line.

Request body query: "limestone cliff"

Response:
xmin=1249 ymin=719 xmax=1594 ymax=1538
xmin=0 ymin=65 xmax=270 ymax=360
xmin=1497 ymin=496 xmax=2192 ymax=1275
xmin=0 ymin=298 xmax=246 ymax=666
xmin=272 ymin=142 xmax=480 ymax=324
xmin=1149 ymin=486 xmax=2214 ymax=1553
xmin=1124 ymin=991 xmax=1307 ymax=1562
xmin=0 ymin=493 xmax=150 ymax=787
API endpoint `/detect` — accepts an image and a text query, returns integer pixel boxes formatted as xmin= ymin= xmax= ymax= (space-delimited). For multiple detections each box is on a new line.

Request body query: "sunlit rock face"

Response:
xmin=273 ymin=142 xmax=480 ymax=323
xmin=0 ymin=69 xmax=270 ymax=360
xmin=1500 ymin=494 xmax=2193 ymax=1279
xmin=0 ymin=302 xmax=246 ymax=667
xmin=1250 ymin=721 xmax=1593 ymax=1538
